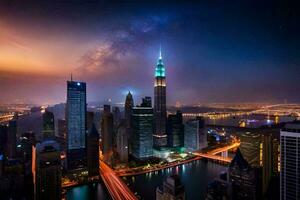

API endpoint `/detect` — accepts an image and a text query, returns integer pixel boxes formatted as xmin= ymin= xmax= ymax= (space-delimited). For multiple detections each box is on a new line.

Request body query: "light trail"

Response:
xmin=100 ymin=162 xmax=137 ymax=200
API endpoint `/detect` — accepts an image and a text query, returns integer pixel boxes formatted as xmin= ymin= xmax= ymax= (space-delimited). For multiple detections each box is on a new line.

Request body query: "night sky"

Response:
xmin=0 ymin=1 xmax=299 ymax=105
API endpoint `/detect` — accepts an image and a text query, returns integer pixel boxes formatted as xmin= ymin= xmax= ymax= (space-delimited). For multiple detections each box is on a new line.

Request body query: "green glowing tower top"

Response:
xmin=155 ymin=47 xmax=165 ymax=77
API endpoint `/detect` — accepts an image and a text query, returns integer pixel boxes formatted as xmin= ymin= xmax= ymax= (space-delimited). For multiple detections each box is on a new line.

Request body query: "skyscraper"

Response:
xmin=101 ymin=105 xmax=114 ymax=165
xmin=184 ymin=117 xmax=207 ymax=152
xmin=66 ymin=80 xmax=87 ymax=171
xmin=167 ymin=110 xmax=184 ymax=148
xmin=131 ymin=97 xmax=154 ymax=159
xmin=116 ymin=120 xmax=128 ymax=163
xmin=239 ymin=131 xmax=273 ymax=195
xmin=280 ymin=122 xmax=300 ymax=200
xmin=154 ymin=49 xmax=167 ymax=148
xmin=7 ymin=118 xmax=17 ymax=159
xmin=125 ymin=91 xmax=134 ymax=128
xmin=34 ymin=140 xmax=61 ymax=200
xmin=87 ymin=123 xmax=99 ymax=177
xmin=42 ymin=110 xmax=55 ymax=139
xmin=125 ymin=92 xmax=134 ymax=155
xmin=229 ymin=148 xmax=259 ymax=200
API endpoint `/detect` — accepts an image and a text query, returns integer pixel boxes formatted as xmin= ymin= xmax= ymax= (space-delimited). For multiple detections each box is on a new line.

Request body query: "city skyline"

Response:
xmin=0 ymin=1 xmax=299 ymax=105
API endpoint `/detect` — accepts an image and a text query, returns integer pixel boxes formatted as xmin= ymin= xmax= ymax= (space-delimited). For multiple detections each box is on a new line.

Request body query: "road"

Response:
xmin=116 ymin=142 xmax=240 ymax=177
xmin=100 ymin=162 xmax=138 ymax=200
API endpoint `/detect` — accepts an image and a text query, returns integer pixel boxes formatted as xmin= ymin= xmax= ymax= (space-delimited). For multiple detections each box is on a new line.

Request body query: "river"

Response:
xmin=66 ymin=160 xmax=227 ymax=200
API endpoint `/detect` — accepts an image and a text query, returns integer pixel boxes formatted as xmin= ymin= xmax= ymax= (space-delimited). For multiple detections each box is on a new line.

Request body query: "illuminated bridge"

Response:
xmin=193 ymin=142 xmax=240 ymax=163
xmin=0 ymin=114 xmax=14 ymax=123
xmin=100 ymin=162 xmax=137 ymax=200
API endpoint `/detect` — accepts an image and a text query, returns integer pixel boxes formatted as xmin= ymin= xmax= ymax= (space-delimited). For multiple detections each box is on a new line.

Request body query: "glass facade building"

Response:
xmin=66 ymin=81 xmax=87 ymax=170
xmin=131 ymin=103 xmax=154 ymax=159
xmin=280 ymin=123 xmax=300 ymax=200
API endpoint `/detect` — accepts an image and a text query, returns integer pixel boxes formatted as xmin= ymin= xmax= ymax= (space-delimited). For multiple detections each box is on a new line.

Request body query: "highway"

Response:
xmin=100 ymin=162 xmax=138 ymax=200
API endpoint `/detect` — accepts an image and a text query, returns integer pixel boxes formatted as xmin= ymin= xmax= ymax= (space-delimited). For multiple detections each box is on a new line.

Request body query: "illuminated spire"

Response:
xmin=159 ymin=45 xmax=162 ymax=59
xmin=155 ymin=47 xmax=165 ymax=77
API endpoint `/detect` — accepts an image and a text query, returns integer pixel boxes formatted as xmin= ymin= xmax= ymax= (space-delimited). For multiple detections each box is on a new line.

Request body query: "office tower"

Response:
xmin=272 ymin=137 xmax=280 ymax=174
xmin=42 ymin=111 xmax=55 ymax=139
xmin=57 ymin=119 xmax=66 ymax=139
xmin=125 ymin=91 xmax=134 ymax=128
xmin=184 ymin=117 xmax=206 ymax=152
xmin=280 ymin=122 xmax=300 ymax=200
xmin=141 ymin=96 xmax=152 ymax=107
xmin=154 ymin=49 xmax=167 ymax=148
xmin=167 ymin=110 xmax=184 ymax=148
xmin=35 ymin=140 xmax=61 ymax=200
xmin=131 ymin=99 xmax=154 ymax=159
xmin=66 ymin=80 xmax=87 ymax=171
xmin=113 ymin=107 xmax=121 ymax=127
xmin=156 ymin=174 xmax=185 ymax=200
xmin=116 ymin=121 xmax=128 ymax=163
xmin=229 ymin=148 xmax=259 ymax=200
xmin=0 ymin=125 xmax=7 ymax=178
xmin=87 ymin=111 xmax=94 ymax=131
xmin=239 ymin=131 xmax=272 ymax=195
xmin=101 ymin=105 xmax=114 ymax=165
xmin=125 ymin=92 xmax=134 ymax=155
xmin=87 ymin=123 xmax=99 ymax=177
xmin=6 ymin=118 xmax=17 ymax=158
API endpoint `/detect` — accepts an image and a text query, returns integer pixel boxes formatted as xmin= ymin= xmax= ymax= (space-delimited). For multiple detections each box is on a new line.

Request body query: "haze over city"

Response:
xmin=0 ymin=1 xmax=299 ymax=105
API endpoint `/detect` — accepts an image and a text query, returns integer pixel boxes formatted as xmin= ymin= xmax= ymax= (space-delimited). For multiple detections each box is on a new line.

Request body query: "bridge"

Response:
xmin=100 ymin=162 xmax=138 ymax=200
xmin=0 ymin=114 xmax=14 ymax=123
xmin=193 ymin=142 xmax=240 ymax=163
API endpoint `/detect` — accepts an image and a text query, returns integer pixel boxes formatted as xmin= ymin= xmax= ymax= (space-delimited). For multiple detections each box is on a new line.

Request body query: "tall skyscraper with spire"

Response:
xmin=154 ymin=48 xmax=167 ymax=148
xmin=66 ymin=79 xmax=87 ymax=171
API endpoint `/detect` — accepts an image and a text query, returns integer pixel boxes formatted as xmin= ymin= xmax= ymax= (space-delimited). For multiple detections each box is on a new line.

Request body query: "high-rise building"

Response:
xmin=131 ymin=98 xmax=154 ymax=159
xmin=154 ymin=49 xmax=167 ymax=148
xmin=113 ymin=107 xmax=121 ymax=128
xmin=125 ymin=92 xmax=134 ymax=128
xmin=141 ymin=96 xmax=152 ymax=107
xmin=116 ymin=121 xmax=128 ymax=163
xmin=87 ymin=123 xmax=99 ymax=177
xmin=156 ymin=174 xmax=185 ymax=200
xmin=57 ymin=119 xmax=66 ymax=139
xmin=6 ymin=118 xmax=17 ymax=159
xmin=167 ymin=111 xmax=184 ymax=148
xmin=239 ymin=131 xmax=273 ymax=195
xmin=229 ymin=148 xmax=259 ymax=200
xmin=34 ymin=140 xmax=61 ymax=200
xmin=87 ymin=111 xmax=94 ymax=131
xmin=66 ymin=80 xmax=87 ymax=171
xmin=101 ymin=105 xmax=114 ymax=165
xmin=42 ymin=111 xmax=55 ymax=139
xmin=125 ymin=92 xmax=134 ymax=155
xmin=184 ymin=117 xmax=206 ymax=152
xmin=280 ymin=122 xmax=300 ymax=200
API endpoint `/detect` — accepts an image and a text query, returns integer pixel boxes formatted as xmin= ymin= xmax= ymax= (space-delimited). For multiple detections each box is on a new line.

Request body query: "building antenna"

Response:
xmin=159 ymin=45 xmax=162 ymax=59
xmin=71 ymin=73 xmax=73 ymax=81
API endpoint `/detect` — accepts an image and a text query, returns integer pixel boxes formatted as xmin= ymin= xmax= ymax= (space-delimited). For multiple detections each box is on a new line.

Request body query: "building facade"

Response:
xmin=280 ymin=122 xmax=300 ymax=200
xmin=87 ymin=123 xmax=99 ymax=177
xmin=167 ymin=111 xmax=184 ymax=148
xmin=184 ymin=117 xmax=206 ymax=152
xmin=101 ymin=105 xmax=114 ymax=165
xmin=131 ymin=99 xmax=154 ymax=159
xmin=34 ymin=140 xmax=61 ymax=200
xmin=42 ymin=111 xmax=55 ymax=139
